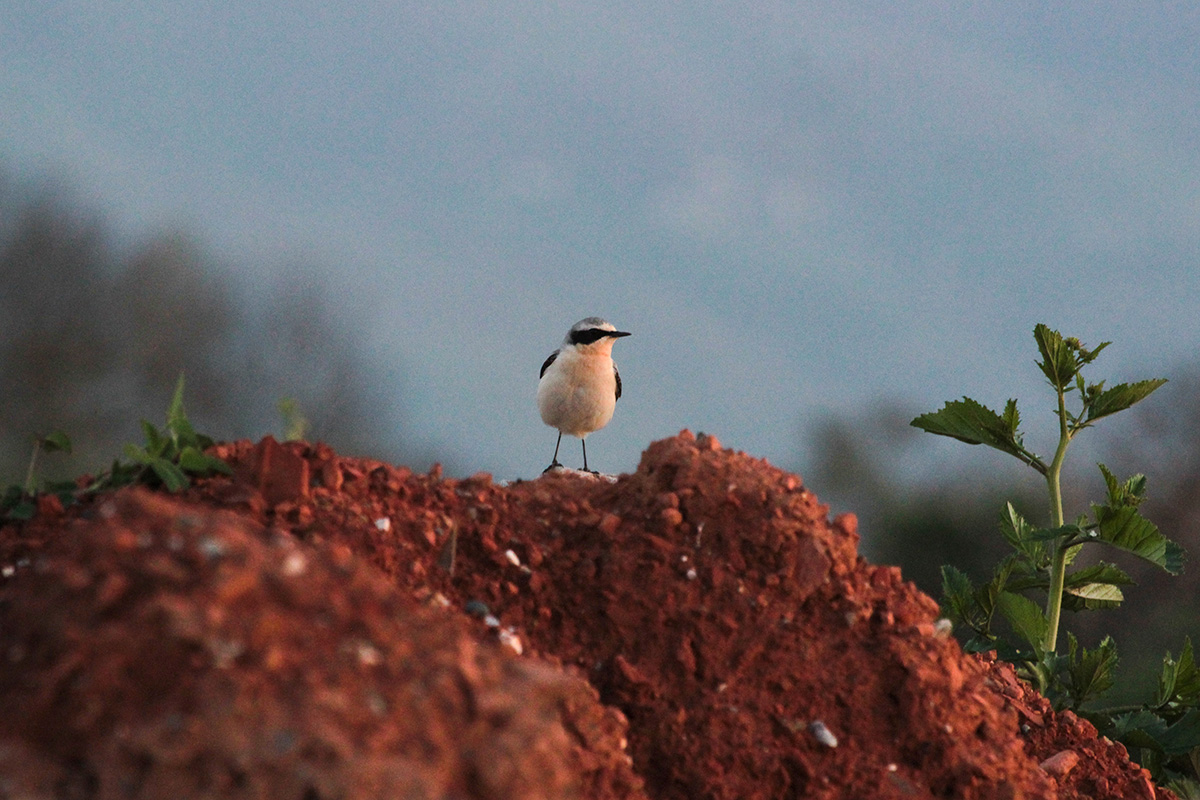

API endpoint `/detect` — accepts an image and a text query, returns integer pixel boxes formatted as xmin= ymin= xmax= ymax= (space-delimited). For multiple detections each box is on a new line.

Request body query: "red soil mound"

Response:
xmin=0 ymin=431 xmax=1171 ymax=799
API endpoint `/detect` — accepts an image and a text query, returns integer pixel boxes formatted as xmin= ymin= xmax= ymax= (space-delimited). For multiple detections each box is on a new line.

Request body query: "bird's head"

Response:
xmin=564 ymin=317 xmax=631 ymax=354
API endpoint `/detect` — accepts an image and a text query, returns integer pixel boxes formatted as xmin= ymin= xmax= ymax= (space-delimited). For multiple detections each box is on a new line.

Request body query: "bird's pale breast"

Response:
xmin=537 ymin=350 xmax=618 ymax=437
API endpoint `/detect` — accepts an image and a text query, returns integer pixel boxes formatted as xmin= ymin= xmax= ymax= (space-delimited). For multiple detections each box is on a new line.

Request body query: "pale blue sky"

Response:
xmin=3 ymin=2 xmax=1198 ymax=478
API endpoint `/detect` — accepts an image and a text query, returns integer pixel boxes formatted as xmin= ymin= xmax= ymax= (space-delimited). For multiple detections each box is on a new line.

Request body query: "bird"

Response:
xmin=538 ymin=317 xmax=631 ymax=473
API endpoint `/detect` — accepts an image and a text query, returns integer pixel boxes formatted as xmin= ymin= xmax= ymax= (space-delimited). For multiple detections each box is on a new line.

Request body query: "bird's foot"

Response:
xmin=542 ymin=461 xmax=564 ymax=474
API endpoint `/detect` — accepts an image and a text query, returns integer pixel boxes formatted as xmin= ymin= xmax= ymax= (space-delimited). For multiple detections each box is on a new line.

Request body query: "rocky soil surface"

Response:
xmin=0 ymin=431 xmax=1173 ymax=799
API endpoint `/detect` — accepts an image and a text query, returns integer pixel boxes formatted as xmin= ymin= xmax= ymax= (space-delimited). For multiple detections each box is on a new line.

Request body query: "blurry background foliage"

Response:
xmin=0 ymin=168 xmax=443 ymax=486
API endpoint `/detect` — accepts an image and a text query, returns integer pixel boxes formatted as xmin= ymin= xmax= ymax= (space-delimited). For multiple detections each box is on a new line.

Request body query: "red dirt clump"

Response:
xmin=0 ymin=431 xmax=1175 ymax=799
xmin=0 ymin=488 xmax=641 ymax=800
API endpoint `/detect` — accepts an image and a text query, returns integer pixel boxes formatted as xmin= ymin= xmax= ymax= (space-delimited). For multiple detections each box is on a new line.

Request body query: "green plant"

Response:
xmin=1 ymin=431 xmax=75 ymax=520
xmin=3 ymin=376 xmax=232 ymax=523
xmin=913 ymin=324 xmax=1198 ymax=789
xmin=277 ymin=396 xmax=311 ymax=442
xmin=90 ymin=373 xmax=232 ymax=493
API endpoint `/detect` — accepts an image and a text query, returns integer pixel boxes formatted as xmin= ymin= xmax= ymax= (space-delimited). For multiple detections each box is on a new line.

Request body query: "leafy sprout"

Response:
xmin=3 ymin=375 xmax=232 ymax=522
xmin=93 ymin=373 xmax=231 ymax=492
xmin=1 ymin=431 xmax=74 ymax=521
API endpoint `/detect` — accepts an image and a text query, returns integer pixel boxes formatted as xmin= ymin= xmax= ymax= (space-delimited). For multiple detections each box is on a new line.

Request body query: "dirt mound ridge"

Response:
xmin=0 ymin=431 xmax=1169 ymax=799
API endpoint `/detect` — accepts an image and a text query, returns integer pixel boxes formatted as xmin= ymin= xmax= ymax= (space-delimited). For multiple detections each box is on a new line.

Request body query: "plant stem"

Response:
xmin=23 ymin=440 xmax=41 ymax=495
xmin=1043 ymin=386 xmax=1072 ymax=653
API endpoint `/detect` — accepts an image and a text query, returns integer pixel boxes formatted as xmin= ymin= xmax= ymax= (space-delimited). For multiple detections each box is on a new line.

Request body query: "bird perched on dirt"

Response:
xmin=538 ymin=317 xmax=631 ymax=473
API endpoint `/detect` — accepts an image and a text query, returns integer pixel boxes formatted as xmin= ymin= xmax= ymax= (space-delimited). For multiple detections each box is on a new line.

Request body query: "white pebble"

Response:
xmin=357 ymin=642 xmax=382 ymax=666
xmin=499 ymin=628 xmax=523 ymax=655
xmin=281 ymin=552 xmax=308 ymax=576
xmin=374 ymin=517 xmax=391 ymax=531
xmin=809 ymin=720 xmax=838 ymax=748
xmin=504 ymin=549 xmax=521 ymax=566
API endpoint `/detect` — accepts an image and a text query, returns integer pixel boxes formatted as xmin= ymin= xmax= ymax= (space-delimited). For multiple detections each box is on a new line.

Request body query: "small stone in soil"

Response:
xmin=809 ymin=720 xmax=838 ymax=748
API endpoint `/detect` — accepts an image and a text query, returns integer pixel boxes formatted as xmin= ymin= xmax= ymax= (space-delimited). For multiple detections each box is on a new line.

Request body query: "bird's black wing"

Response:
xmin=540 ymin=350 xmax=559 ymax=379
xmin=615 ymin=364 xmax=622 ymax=400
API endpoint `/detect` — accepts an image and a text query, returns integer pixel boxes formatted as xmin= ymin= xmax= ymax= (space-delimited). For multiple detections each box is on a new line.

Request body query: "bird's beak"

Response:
xmin=610 ymin=330 xmax=632 ymax=338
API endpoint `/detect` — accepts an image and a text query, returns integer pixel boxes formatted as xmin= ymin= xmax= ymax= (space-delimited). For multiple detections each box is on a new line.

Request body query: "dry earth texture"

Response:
xmin=0 ymin=432 xmax=1174 ymax=799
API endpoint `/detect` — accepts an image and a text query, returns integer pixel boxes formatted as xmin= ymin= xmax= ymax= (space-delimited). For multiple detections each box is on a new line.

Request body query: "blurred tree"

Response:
xmin=0 ymin=169 xmax=435 ymax=484
xmin=802 ymin=403 xmax=1041 ymax=597
xmin=0 ymin=183 xmax=120 ymax=470
xmin=114 ymin=232 xmax=236 ymax=417
xmin=231 ymin=278 xmax=413 ymax=462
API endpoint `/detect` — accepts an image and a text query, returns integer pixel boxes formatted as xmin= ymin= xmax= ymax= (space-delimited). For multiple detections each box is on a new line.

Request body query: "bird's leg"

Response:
xmin=582 ymin=439 xmax=596 ymax=473
xmin=543 ymin=432 xmax=564 ymax=473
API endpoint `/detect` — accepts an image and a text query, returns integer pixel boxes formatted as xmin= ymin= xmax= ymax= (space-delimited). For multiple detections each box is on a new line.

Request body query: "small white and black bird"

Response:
xmin=538 ymin=317 xmax=631 ymax=473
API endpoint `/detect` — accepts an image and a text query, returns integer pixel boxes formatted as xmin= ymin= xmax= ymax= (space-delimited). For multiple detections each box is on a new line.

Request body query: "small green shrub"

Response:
xmin=3 ymin=374 xmax=231 ymax=522
xmin=91 ymin=373 xmax=232 ymax=492
xmin=913 ymin=324 xmax=1198 ymax=790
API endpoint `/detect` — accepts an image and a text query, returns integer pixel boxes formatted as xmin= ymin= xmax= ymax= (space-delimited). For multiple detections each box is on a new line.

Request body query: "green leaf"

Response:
xmin=1095 ymin=506 xmax=1185 ymax=574
xmin=178 ymin=446 xmax=232 ymax=476
xmin=123 ymin=442 xmax=153 ymax=464
xmin=1067 ymin=634 xmax=1118 ymax=707
xmin=1000 ymin=503 xmax=1047 ymax=563
xmin=167 ymin=372 xmax=188 ymax=427
xmin=1001 ymin=399 xmax=1021 ymax=436
xmin=1099 ymin=462 xmax=1120 ymax=502
xmin=1064 ymin=542 xmax=1085 ymax=569
xmin=1065 ymin=561 xmax=1135 ymax=588
xmin=40 ymin=430 xmax=72 ymax=454
xmin=1087 ymin=379 xmax=1168 ymax=423
xmin=1061 ymin=564 xmax=1131 ymax=608
xmin=940 ymin=565 xmax=980 ymax=629
xmin=1098 ymin=463 xmax=1148 ymax=509
xmin=1028 ymin=523 xmax=1087 ymax=543
xmin=140 ymin=420 xmax=170 ymax=458
xmin=1076 ymin=339 xmax=1111 ymax=365
xmin=1022 ymin=649 xmax=1077 ymax=700
xmin=1113 ymin=710 xmax=1170 ymax=749
xmin=962 ymin=636 xmax=999 ymax=655
xmin=1157 ymin=638 xmax=1200 ymax=708
xmin=911 ymin=398 xmax=1043 ymax=470
xmin=1176 ymin=638 xmax=1200 ymax=705
xmin=1165 ymin=777 xmax=1200 ymax=800
xmin=149 ymin=458 xmax=189 ymax=492
xmin=166 ymin=372 xmax=199 ymax=448
xmin=1156 ymin=710 xmax=1200 ymax=756
xmin=996 ymin=590 xmax=1048 ymax=654
xmin=1062 ymin=582 xmax=1124 ymax=610
xmin=5 ymin=501 xmax=36 ymax=520
xmin=1034 ymin=324 xmax=1079 ymax=389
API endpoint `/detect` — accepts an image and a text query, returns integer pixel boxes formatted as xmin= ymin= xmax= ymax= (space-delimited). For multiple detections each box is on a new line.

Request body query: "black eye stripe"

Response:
xmin=570 ymin=328 xmax=610 ymax=345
